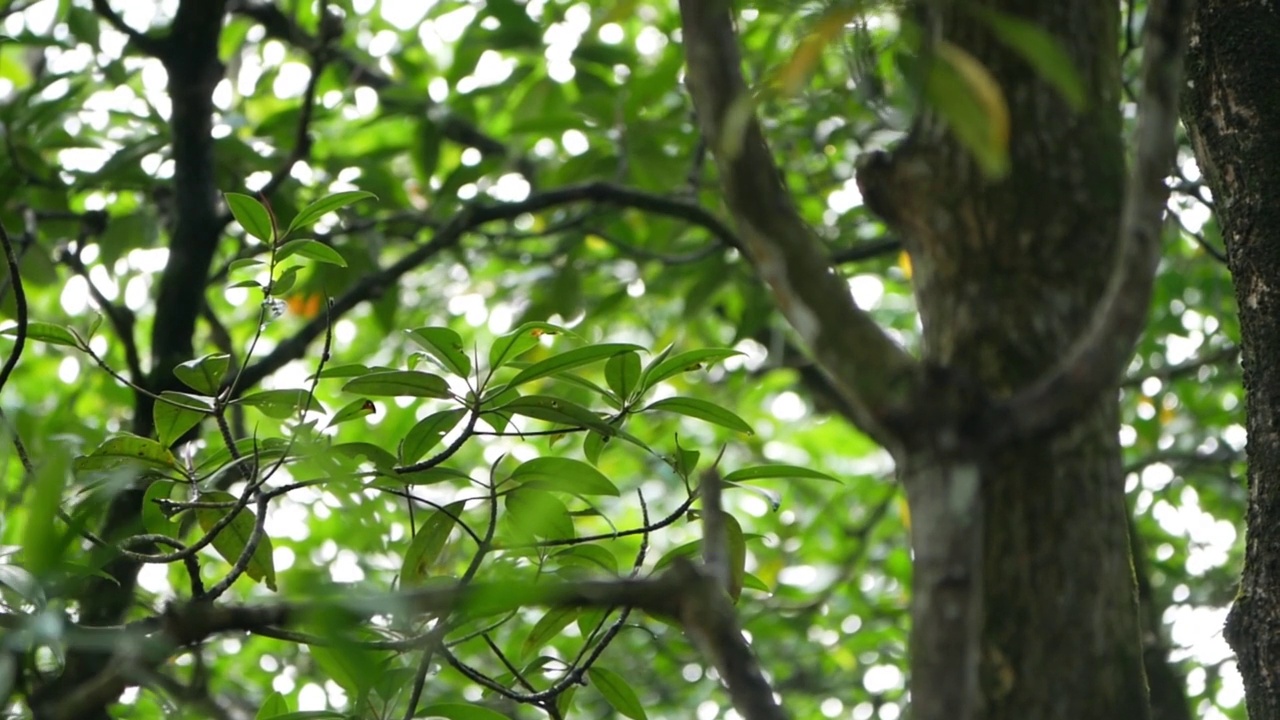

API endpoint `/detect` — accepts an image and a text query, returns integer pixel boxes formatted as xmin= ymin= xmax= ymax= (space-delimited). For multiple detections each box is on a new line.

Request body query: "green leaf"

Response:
xmin=174 ymin=353 xmax=230 ymax=395
xmin=644 ymin=396 xmax=754 ymax=434
xmin=522 ymin=607 xmax=578 ymax=659
xmin=0 ymin=321 xmax=82 ymax=348
xmin=497 ymin=395 xmax=617 ymax=436
xmin=383 ymin=466 xmax=474 ymax=486
xmin=342 ymin=370 xmax=450 ymax=398
xmin=583 ymin=430 xmax=609 ymax=465
xmin=228 ymin=258 xmax=264 ymax=273
xmin=588 ymin=666 xmax=648 ymax=720
xmin=307 ymin=643 xmax=386 ymax=697
xmin=642 ymin=348 xmax=742 ymax=390
xmin=256 ymin=707 xmax=348 ymax=712
xmin=235 ymin=388 xmax=319 ymax=419
xmin=488 ymin=322 xmax=570 ymax=371
xmin=505 ymin=489 xmax=574 ymax=539
xmin=605 ymin=350 xmax=642 ymax=401
xmin=724 ymin=512 xmax=746 ymax=601
xmin=974 ymin=7 xmax=1086 ymax=111
xmin=332 ymin=442 xmax=398 ymax=471
xmin=325 ymin=398 xmax=377 ymax=428
xmin=268 ymin=265 xmax=300 ymax=296
xmin=401 ymin=408 xmax=466 ymax=464
xmin=314 ymin=363 xmax=381 ymax=379
xmin=74 ymin=434 xmax=180 ymax=476
xmin=552 ymin=544 xmax=618 ymax=574
xmin=225 ymin=192 xmax=275 ymax=243
xmin=285 ymin=190 xmax=377 ymax=235
xmin=195 ymin=437 xmax=291 ymax=476
xmin=723 ymin=464 xmax=841 ymax=483
xmin=416 ymin=703 xmax=511 ymax=720
xmin=276 ymin=238 xmax=348 ymax=267
xmin=402 ymin=502 xmax=464 ymax=585
xmin=406 ymin=326 xmax=473 ymax=377
xmin=503 ymin=343 xmax=642 ymax=390
xmin=510 ymin=457 xmax=619 ymax=496
xmin=153 ymin=392 xmax=211 ymax=447
xmin=195 ymin=491 xmax=277 ymax=591
xmin=141 ymin=480 xmax=180 ymax=537
xmin=253 ymin=691 xmax=290 ymax=719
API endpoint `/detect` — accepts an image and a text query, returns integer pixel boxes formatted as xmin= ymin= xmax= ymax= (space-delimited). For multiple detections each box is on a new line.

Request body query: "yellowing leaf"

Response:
xmin=932 ymin=41 xmax=1010 ymax=176
xmin=898 ymin=251 xmax=913 ymax=280
xmin=776 ymin=6 xmax=860 ymax=95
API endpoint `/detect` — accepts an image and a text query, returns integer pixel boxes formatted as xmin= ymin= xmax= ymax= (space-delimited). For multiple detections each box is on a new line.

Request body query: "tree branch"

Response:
xmin=90 ymin=0 xmax=165 ymax=57
xmin=677 ymin=0 xmax=920 ymax=451
xmin=36 ymin=565 xmax=781 ymax=720
xmin=996 ymin=0 xmax=1193 ymax=441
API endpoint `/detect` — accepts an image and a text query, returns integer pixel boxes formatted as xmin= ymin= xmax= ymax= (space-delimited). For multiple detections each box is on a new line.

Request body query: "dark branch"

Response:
xmin=90 ymin=0 xmax=165 ymax=56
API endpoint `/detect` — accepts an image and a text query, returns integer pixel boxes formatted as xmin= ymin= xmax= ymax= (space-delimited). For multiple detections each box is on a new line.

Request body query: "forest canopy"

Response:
xmin=0 ymin=1 xmax=1246 ymax=720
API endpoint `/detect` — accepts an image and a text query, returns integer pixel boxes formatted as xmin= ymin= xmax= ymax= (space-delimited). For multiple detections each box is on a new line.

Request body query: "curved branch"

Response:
xmin=996 ymin=0 xmax=1193 ymax=441
xmin=677 ymin=0 xmax=920 ymax=450
xmin=90 ymin=0 xmax=165 ymax=57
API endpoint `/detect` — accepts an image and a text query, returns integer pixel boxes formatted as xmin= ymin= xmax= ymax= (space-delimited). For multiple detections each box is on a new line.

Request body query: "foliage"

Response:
xmin=0 ymin=1 xmax=1243 ymax=719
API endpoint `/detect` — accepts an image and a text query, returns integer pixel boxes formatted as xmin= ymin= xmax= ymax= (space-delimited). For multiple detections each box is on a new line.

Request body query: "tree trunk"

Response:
xmin=878 ymin=3 xmax=1148 ymax=717
xmin=679 ymin=0 xmax=1186 ymax=715
xmin=1181 ymin=4 xmax=1280 ymax=717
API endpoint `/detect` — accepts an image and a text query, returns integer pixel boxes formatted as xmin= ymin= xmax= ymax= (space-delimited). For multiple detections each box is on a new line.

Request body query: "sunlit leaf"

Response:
xmin=276 ymin=238 xmax=348 ymax=267
xmin=488 ymin=322 xmax=571 ymax=371
xmin=343 ymin=370 xmax=451 ymax=398
xmin=225 ymin=192 xmax=275 ymax=243
xmin=505 ymin=489 xmax=575 ymax=539
xmin=644 ymin=396 xmax=754 ymax=434
xmin=497 ymin=395 xmax=617 ymax=436
xmin=325 ymin=398 xmax=377 ymax=428
xmin=235 ymin=388 xmax=319 ymax=418
xmin=286 ymin=190 xmax=377 ymax=236
xmin=0 ymin=321 xmax=82 ymax=349
xmin=407 ymin=326 xmax=473 ymax=378
xmin=641 ymin=348 xmax=741 ymax=390
xmin=502 ymin=343 xmax=643 ymax=390
xmin=174 ymin=353 xmax=230 ymax=395
xmin=723 ymin=464 xmax=842 ymax=483
xmin=400 ymin=408 xmax=466 ymax=464
xmin=511 ymin=457 xmax=619 ymax=496
xmin=605 ymin=350 xmax=642 ymax=401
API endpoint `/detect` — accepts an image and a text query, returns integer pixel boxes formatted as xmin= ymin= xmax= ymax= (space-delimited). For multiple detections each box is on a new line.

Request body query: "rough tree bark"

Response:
xmin=679 ymin=0 xmax=1188 ymax=718
xmin=1181 ymin=3 xmax=1280 ymax=717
